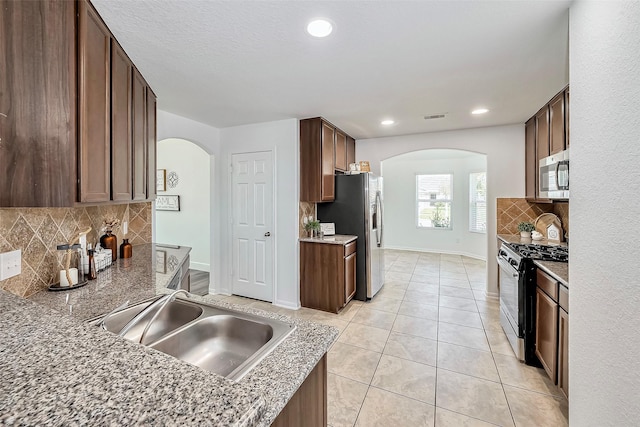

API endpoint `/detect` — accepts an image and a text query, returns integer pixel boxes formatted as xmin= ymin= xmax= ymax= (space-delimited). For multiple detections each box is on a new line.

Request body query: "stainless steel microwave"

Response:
xmin=539 ymin=149 xmax=569 ymax=199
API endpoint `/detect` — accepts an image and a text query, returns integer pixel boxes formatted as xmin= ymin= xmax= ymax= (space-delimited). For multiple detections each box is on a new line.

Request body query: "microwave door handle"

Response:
xmin=556 ymin=161 xmax=569 ymax=190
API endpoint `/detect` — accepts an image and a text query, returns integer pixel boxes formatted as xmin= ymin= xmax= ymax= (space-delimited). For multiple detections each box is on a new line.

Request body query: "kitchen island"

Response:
xmin=1 ymin=244 xmax=337 ymax=426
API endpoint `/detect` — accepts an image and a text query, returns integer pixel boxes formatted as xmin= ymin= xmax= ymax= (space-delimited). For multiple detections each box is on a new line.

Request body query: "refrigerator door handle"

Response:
xmin=376 ymin=191 xmax=383 ymax=247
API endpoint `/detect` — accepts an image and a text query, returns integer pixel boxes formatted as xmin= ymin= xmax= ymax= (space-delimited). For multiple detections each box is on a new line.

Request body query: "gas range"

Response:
xmin=506 ymin=243 xmax=568 ymax=263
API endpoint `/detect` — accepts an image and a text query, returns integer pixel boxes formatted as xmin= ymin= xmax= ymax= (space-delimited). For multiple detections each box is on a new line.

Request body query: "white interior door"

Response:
xmin=231 ymin=151 xmax=274 ymax=301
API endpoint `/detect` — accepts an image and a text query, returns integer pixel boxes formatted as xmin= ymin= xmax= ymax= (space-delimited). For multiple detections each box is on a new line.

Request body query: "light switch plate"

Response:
xmin=0 ymin=249 xmax=21 ymax=280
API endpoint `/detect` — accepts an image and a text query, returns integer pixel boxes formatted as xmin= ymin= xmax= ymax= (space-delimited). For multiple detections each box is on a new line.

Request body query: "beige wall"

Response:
xmin=0 ymin=202 xmax=152 ymax=297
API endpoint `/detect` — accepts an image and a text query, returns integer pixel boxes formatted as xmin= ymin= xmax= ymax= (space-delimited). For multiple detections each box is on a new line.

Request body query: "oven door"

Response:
xmin=497 ymin=256 xmax=525 ymax=360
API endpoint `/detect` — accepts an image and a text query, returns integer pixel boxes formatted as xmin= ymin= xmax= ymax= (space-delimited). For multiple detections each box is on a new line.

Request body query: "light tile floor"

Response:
xmin=217 ymin=250 xmax=569 ymax=427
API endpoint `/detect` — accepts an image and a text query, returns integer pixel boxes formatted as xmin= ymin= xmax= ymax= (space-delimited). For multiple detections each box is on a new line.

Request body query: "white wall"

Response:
xmin=569 ymin=2 xmax=640 ymax=424
xmin=382 ymin=150 xmax=487 ymax=259
xmin=156 ymin=138 xmax=210 ymax=271
xmin=357 ymin=124 xmax=524 ymax=296
xmin=156 ymin=110 xmax=221 ymax=290
xmin=219 ymin=119 xmax=300 ymax=309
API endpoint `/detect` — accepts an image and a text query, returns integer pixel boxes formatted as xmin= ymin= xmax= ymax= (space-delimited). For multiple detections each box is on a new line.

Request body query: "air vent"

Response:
xmin=424 ymin=114 xmax=446 ymax=120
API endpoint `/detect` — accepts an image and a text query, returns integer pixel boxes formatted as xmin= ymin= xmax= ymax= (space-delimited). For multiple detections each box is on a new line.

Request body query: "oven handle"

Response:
xmin=497 ymin=256 xmax=519 ymax=278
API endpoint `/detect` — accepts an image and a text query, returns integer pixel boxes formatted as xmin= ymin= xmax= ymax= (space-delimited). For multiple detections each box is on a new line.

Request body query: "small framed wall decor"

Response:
xmin=156 ymin=195 xmax=180 ymax=211
xmin=157 ymin=169 xmax=167 ymax=192
xmin=155 ymin=250 xmax=167 ymax=274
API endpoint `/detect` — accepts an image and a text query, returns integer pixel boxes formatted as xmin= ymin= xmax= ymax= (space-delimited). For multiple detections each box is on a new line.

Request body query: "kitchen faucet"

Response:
xmin=117 ymin=289 xmax=190 ymax=344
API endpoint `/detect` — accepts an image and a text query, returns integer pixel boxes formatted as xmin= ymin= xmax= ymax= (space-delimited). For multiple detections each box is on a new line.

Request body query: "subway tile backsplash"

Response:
xmin=0 ymin=202 xmax=152 ymax=298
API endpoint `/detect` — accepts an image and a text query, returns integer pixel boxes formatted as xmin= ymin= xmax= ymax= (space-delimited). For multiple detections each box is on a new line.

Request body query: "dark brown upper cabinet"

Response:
xmin=346 ymin=136 xmax=356 ymax=167
xmin=147 ymin=89 xmax=158 ymax=199
xmin=300 ymin=117 xmax=356 ymax=203
xmin=525 ymin=118 xmax=537 ymax=200
xmin=0 ymin=0 xmax=157 ymax=207
xmin=334 ymin=130 xmax=347 ymax=172
xmin=110 ymin=40 xmax=133 ymax=202
xmin=549 ymin=91 xmax=565 ymax=155
xmin=0 ymin=0 xmax=77 ymax=207
xmin=535 ymin=106 xmax=550 ymax=162
xmin=132 ymin=69 xmax=148 ymax=201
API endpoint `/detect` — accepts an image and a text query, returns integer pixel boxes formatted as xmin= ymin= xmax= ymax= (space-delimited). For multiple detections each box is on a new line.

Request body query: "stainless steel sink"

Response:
xmin=91 ymin=296 xmax=295 ymax=381
xmin=99 ymin=298 xmax=203 ymax=343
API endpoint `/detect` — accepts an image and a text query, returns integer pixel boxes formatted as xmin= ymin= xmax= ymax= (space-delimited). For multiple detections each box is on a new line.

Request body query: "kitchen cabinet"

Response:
xmin=525 ymin=85 xmax=569 ymax=202
xmin=334 ymin=130 xmax=348 ymax=172
xmin=300 ymin=117 xmax=357 ymax=202
xmin=272 ymin=355 xmax=327 ymax=427
xmin=346 ymin=136 xmax=356 ymax=167
xmin=147 ymin=89 xmax=158 ymax=199
xmin=110 ymin=40 xmax=133 ymax=202
xmin=535 ymin=284 xmax=558 ymax=381
xmin=558 ymin=284 xmax=569 ymax=399
xmin=132 ymin=69 xmax=148 ymax=201
xmin=0 ymin=0 xmax=77 ymax=207
xmin=525 ymin=118 xmax=537 ymax=200
xmin=0 ymin=0 xmax=157 ymax=207
xmin=300 ymin=239 xmax=357 ymax=313
xmin=549 ymin=91 xmax=566 ymax=155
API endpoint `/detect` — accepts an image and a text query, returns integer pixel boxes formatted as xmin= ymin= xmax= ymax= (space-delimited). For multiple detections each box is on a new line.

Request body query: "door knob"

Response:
xmin=264 ymin=232 xmax=271 ymax=237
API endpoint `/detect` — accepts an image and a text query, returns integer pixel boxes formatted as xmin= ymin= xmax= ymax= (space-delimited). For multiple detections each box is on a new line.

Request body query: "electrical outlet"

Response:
xmin=0 ymin=249 xmax=21 ymax=280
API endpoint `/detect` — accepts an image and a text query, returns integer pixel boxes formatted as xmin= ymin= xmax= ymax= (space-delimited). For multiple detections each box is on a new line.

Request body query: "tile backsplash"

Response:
xmin=299 ymin=202 xmax=316 ymax=238
xmin=497 ymin=198 xmax=569 ymax=237
xmin=0 ymin=202 xmax=152 ymax=298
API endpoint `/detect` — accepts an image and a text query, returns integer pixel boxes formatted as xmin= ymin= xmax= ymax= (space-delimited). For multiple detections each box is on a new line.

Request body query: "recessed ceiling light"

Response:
xmin=381 ymin=120 xmax=395 ymax=125
xmin=307 ymin=19 xmax=333 ymax=37
xmin=472 ymin=108 xmax=489 ymax=115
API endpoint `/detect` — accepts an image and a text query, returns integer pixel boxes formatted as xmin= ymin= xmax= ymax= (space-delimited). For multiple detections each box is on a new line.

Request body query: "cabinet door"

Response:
xmin=535 ymin=106 xmax=550 ymax=162
xmin=78 ymin=0 xmax=111 ymax=203
xmin=549 ymin=92 xmax=565 ymax=155
xmin=321 ymin=122 xmax=335 ymax=201
xmin=558 ymin=308 xmax=569 ymax=399
xmin=345 ymin=252 xmax=356 ymax=304
xmin=300 ymin=242 xmax=343 ymax=313
xmin=565 ymin=88 xmax=570 ymax=148
xmin=334 ymin=130 xmax=347 ymax=172
xmin=110 ymin=41 xmax=132 ymax=202
xmin=146 ymin=88 xmax=157 ymax=199
xmin=132 ymin=69 xmax=147 ymax=201
xmin=346 ymin=136 xmax=356 ymax=167
xmin=535 ymin=287 xmax=558 ymax=381
xmin=0 ymin=0 xmax=77 ymax=207
xmin=525 ymin=118 xmax=537 ymax=199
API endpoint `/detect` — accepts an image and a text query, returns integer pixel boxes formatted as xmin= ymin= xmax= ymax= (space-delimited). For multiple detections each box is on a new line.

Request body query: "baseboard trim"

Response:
xmin=273 ymin=299 xmax=300 ymax=310
xmin=190 ymin=262 xmax=210 ymax=272
xmin=485 ymin=291 xmax=499 ymax=299
xmin=384 ymin=245 xmax=486 ymax=261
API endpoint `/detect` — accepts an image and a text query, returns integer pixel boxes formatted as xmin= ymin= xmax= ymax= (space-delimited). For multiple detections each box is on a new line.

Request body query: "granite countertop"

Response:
xmin=299 ymin=234 xmax=357 ymax=245
xmin=2 ymin=243 xmax=338 ymax=426
xmin=497 ymin=234 xmax=569 ymax=287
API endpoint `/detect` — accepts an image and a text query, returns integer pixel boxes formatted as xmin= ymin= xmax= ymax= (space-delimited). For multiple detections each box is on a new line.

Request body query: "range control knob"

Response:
xmin=509 ymin=259 xmax=518 ymax=267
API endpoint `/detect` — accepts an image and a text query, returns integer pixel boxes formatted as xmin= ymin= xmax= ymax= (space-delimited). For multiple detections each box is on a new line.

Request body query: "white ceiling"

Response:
xmin=92 ymin=0 xmax=570 ymax=139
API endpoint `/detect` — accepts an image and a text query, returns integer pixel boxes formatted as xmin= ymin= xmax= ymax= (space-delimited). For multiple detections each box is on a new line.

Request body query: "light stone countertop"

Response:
xmin=497 ymin=234 xmax=569 ymax=286
xmin=299 ymin=234 xmax=357 ymax=245
xmin=1 ymin=243 xmax=338 ymax=426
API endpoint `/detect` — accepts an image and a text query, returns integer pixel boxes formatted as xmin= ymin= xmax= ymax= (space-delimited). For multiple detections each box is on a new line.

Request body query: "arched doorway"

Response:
xmin=156 ymin=138 xmax=211 ymax=295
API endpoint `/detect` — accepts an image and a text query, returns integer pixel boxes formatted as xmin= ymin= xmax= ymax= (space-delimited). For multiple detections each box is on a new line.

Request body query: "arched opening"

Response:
xmin=380 ymin=148 xmax=487 ymax=294
xmin=156 ymin=137 xmax=212 ymax=295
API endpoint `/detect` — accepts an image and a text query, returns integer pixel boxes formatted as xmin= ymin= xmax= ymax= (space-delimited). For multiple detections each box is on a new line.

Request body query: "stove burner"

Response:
xmin=508 ymin=243 xmax=568 ymax=262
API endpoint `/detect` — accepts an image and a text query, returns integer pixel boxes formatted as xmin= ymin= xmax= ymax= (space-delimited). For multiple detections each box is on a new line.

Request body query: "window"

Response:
xmin=469 ymin=172 xmax=487 ymax=233
xmin=416 ymin=174 xmax=452 ymax=228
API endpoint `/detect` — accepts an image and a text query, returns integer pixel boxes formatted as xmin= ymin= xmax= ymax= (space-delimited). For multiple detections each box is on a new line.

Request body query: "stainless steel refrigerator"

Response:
xmin=317 ymin=173 xmax=384 ymax=300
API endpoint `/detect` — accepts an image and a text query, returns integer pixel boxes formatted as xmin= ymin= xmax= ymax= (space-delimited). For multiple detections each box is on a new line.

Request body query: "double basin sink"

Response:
xmin=90 ymin=296 xmax=295 ymax=381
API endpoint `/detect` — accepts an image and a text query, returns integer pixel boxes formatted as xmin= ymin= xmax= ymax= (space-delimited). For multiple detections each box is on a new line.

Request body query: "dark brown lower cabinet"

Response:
xmin=558 ymin=307 xmax=569 ymax=399
xmin=535 ymin=286 xmax=558 ymax=381
xmin=271 ymin=355 xmax=327 ymax=427
xmin=300 ymin=239 xmax=357 ymax=314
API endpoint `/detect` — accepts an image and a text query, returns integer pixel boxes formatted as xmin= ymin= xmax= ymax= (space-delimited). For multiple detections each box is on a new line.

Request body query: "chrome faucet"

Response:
xmin=100 ymin=300 xmax=130 ymax=331
xmin=117 ymin=289 xmax=190 ymax=345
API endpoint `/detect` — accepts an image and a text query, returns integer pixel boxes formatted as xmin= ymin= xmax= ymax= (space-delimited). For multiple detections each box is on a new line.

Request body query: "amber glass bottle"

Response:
xmin=100 ymin=231 xmax=117 ymax=261
xmin=120 ymin=238 xmax=132 ymax=259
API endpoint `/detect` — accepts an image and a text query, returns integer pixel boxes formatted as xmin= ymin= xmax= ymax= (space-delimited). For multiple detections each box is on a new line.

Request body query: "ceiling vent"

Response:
xmin=424 ymin=113 xmax=446 ymax=120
